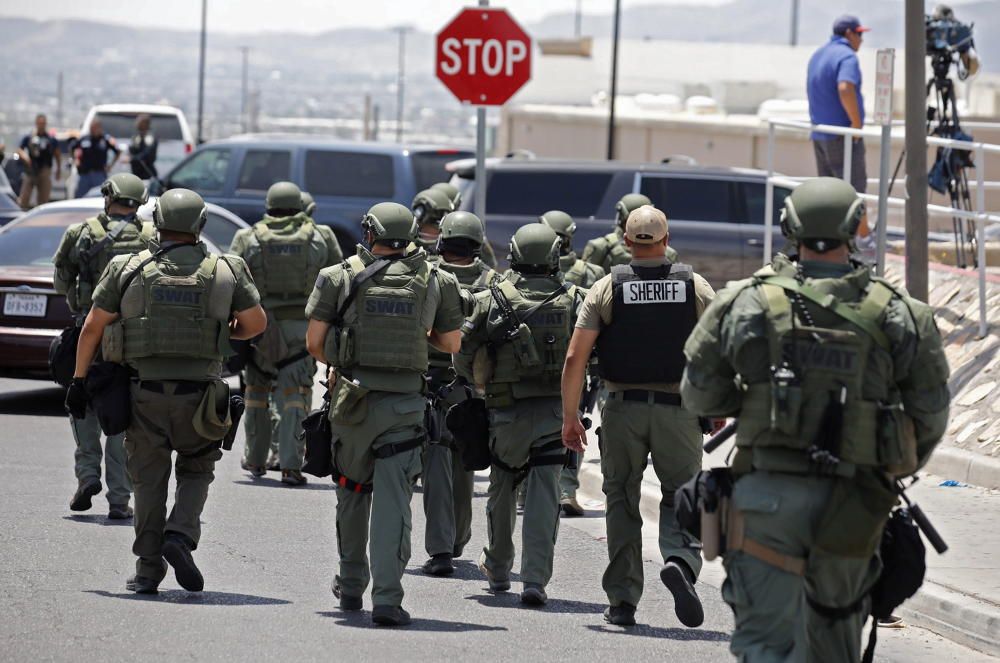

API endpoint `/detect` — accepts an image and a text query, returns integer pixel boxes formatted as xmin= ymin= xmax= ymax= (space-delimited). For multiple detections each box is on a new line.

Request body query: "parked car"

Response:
xmin=447 ymin=156 xmax=798 ymax=286
xmin=67 ymin=104 xmax=193 ymax=197
xmin=0 ymin=168 xmax=22 ymax=226
xmin=0 ymin=198 xmax=240 ymax=380
xmin=155 ymin=135 xmax=472 ymax=252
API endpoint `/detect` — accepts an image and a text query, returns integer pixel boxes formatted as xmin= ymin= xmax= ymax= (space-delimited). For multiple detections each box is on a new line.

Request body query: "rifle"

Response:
xmin=703 ymin=420 xmax=738 ymax=454
xmin=896 ymin=477 xmax=948 ymax=554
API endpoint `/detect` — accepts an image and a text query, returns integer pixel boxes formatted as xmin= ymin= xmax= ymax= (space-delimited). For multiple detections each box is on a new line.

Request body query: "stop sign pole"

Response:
xmin=435 ymin=3 xmax=532 ymax=222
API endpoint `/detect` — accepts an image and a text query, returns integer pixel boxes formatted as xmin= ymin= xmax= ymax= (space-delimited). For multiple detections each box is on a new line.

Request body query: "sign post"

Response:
xmin=873 ymin=48 xmax=895 ymax=275
xmin=436 ymin=5 xmax=532 ymax=222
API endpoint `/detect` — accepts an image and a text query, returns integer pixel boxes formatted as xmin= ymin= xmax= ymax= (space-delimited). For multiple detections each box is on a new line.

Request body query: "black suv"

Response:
xmin=449 ymin=157 xmax=791 ymax=287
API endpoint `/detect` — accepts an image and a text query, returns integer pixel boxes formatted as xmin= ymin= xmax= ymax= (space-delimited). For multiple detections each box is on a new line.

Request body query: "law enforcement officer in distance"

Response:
xmin=304 ymin=203 xmax=464 ymax=626
xmin=53 ymin=173 xmax=156 ymax=520
xmin=17 ymin=113 xmax=61 ymax=208
xmin=73 ymin=119 xmax=121 ymax=198
xmin=681 ymin=178 xmax=950 ymax=660
xmin=421 ymin=210 xmax=498 ymax=576
xmin=411 ymin=188 xmax=454 ymax=255
xmin=68 ymin=188 xmax=266 ymax=594
xmin=128 ymin=114 xmax=158 ymax=180
xmin=430 ymin=181 xmax=498 ymax=268
xmin=230 ymin=181 xmax=342 ymax=485
xmin=562 ymin=205 xmax=715 ymax=627
xmin=456 ymin=224 xmax=584 ymax=607
xmin=581 ymin=193 xmax=679 ymax=273
xmin=540 ymin=210 xmax=604 ymax=517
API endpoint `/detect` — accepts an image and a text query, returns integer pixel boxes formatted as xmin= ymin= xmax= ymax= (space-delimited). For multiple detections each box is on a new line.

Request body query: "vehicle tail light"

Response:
xmin=185 ymin=143 xmax=193 ymax=153
xmin=436 ymin=149 xmax=460 ymax=155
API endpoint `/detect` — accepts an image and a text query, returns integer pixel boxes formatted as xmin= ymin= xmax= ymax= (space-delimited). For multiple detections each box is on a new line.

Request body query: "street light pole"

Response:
xmin=606 ymin=0 xmax=621 ymax=160
xmin=240 ymin=46 xmax=249 ymax=134
xmin=395 ymin=26 xmax=409 ymax=143
xmin=196 ymin=0 xmax=207 ymax=143
xmin=904 ymin=0 xmax=928 ymax=301
xmin=789 ymin=0 xmax=800 ymax=47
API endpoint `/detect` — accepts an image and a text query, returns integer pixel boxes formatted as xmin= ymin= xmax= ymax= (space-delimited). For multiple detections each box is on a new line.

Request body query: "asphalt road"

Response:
xmin=0 ymin=377 xmax=990 ymax=662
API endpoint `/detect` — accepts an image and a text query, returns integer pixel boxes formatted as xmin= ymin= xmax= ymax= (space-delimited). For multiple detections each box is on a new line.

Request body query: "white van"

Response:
xmin=68 ymin=104 xmax=193 ymax=196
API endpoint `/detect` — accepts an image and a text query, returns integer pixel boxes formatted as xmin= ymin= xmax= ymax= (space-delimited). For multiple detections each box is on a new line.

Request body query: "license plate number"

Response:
xmin=3 ymin=293 xmax=47 ymax=318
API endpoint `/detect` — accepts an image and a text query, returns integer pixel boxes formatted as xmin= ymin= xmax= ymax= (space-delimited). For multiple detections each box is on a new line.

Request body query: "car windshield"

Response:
xmin=0 ymin=211 xmax=88 ymax=266
xmin=94 ymin=113 xmax=184 ymax=140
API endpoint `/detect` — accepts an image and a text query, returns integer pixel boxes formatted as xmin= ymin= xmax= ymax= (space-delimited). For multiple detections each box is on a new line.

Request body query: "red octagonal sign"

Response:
xmin=436 ymin=7 xmax=532 ymax=106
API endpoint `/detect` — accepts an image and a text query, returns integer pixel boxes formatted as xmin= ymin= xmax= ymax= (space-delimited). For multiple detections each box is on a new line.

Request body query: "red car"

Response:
xmin=0 ymin=198 xmax=244 ymax=380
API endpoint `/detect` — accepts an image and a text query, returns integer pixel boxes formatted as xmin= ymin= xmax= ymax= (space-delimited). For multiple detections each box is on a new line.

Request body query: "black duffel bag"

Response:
xmin=49 ymin=326 xmax=82 ymax=388
xmin=300 ymin=386 xmax=334 ymax=478
xmin=446 ymin=397 xmax=491 ymax=471
xmin=84 ymin=362 xmax=133 ymax=435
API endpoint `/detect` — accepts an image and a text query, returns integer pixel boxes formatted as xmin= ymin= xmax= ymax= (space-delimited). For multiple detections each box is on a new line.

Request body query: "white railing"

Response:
xmin=764 ymin=118 xmax=1000 ymax=338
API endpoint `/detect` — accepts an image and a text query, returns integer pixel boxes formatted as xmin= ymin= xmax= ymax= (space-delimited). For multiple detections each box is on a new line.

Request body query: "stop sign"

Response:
xmin=436 ymin=7 xmax=532 ymax=106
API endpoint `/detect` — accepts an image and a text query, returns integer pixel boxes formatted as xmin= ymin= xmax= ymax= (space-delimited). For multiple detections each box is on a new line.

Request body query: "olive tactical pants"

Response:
xmin=560 ymin=464 xmax=580 ymax=499
xmin=243 ymin=354 xmax=314 ymax=471
xmin=599 ymin=396 xmax=703 ymax=608
xmin=422 ymin=391 xmax=475 ymax=558
xmin=331 ymin=391 xmax=425 ymax=608
xmin=482 ymin=397 xmax=563 ymax=588
xmin=723 ymin=471 xmax=879 ymax=662
xmin=125 ymin=382 xmax=222 ymax=583
xmin=69 ymin=407 xmax=131 ymax=506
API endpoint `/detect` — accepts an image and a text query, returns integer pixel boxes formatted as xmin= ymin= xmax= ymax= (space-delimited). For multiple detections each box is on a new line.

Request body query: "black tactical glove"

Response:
xmin=65 ymin=377 xmax=89 ymax=419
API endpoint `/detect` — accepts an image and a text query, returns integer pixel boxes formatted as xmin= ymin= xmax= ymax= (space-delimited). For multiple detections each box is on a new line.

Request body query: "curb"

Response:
xmin=924 ymin=446 xmax=1000 ymax=490
xmin=575 ymin=456 xmax=999 ymax=656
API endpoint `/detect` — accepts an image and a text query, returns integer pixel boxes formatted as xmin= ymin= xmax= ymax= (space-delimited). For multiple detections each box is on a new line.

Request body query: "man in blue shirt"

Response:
xmin=72 ymin=119 xmax=120 ymax=198
xmin=807 ymin=14 xmax=871 ymax=239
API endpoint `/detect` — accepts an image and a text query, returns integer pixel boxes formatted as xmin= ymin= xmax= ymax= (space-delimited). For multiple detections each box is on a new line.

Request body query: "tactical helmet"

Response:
xmin=539 ymin=210 xmax=577 ymax=239
xmin=431 ymin=182 xmax=462 ymax=209
xmin=265 ymin=181 xmax=303 ymax=213
xmin=439 ymin=211 xmax=485 ymax=244
xmin=362 ymin=202 xmax=418 ymax=250
xmin=411 ymin=188 xmax=454 ymax=226
xmin=153 ymin=189 xmax=207 ymax=235
xmin=100 ymin=172 xmax=148 ymax=208
xmin=615 ymin=193 xmax=653 ymax=227
xmin=301 ymin=191 xmax=316 ymax=216
xmin=780 ymin=177 xmax=864 ymax=250
xmin=508 ymin=223 xmax=561 ymax=274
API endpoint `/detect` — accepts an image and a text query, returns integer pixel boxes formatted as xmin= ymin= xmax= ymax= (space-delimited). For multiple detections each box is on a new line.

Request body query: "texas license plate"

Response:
xmin=3 ymin=293 xmax=47 ymax=318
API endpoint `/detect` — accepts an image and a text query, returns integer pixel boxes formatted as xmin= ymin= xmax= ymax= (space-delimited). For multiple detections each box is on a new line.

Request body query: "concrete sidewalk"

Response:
xmin=572 ymin=420 xmax=1000 ymax=658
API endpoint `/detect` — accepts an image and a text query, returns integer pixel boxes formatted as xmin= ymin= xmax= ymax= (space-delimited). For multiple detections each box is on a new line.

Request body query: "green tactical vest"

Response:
xmin=76 ymin=215 xmax=156 ymax=310
xmin=428 ymin=258 xmax=497 ymax=371
xmin=246 ymin=214 xmax=329 ymax=311
xmin=735 ymin=264 xmax=904 ymax=470
xmin=331 ymin=252 xmax=433 ymax=380
xmin=110 ymin=248 xmax=235 ymax=380
xmin=485 ymin=276 xmax=578 ymax=406
xmin=560 ymin=253 xmax=602 ymax=288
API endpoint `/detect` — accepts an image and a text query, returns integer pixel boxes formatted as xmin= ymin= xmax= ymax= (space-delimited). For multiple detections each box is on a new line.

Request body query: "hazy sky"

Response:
xmin=0 ymin=0 xmax=730 ymax=33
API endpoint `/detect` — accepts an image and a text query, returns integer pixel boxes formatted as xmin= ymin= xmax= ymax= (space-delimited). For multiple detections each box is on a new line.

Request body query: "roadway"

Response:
xmin=0 ymin=377 xmax=990 ymax=662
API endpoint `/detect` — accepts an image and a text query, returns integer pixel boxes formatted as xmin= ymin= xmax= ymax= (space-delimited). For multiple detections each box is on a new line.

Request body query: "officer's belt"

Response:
xmin=373 ymin=437 xmax=424 ymax=459
xmin=331 ymin=468 xmax=373 ymax=494
xmin=492 ymin=438 xmax=567 ymax=487
xmin=728 ymin=507 xmax=806 ymax=576
xmin=138 ymin=380 xmax=206 ymax=396
xmin=610 ymin=389 xmax=682 ymax=407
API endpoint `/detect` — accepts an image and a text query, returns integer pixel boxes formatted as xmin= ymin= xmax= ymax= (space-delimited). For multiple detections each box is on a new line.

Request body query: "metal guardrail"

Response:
xmin=764 ymin=118 xmax=1000 ymax=338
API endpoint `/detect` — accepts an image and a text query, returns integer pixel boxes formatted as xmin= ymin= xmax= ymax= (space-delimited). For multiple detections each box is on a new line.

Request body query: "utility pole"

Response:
xmin=196 ymin=0 xmax=207 ymax=143
xmin=56 ymin=71 xmax=64 ymax=127
xmin=904 ymin=0 xmax=928 ymax=301
xmin=395 ymin=26 xmax=409 ymax=143
xmin=606 ymin=0 xmax=622 ymax=160
xmin=240 ymin=46 xmax=250 ymax=134
xmin=789 ymin=0 xmax=800 ymax=47
xmin=575 ymin=0 xmax=583 ymax=38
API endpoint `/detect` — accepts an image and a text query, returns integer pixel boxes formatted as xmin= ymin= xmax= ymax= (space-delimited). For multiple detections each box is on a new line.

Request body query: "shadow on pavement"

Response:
xmin=231 ymin=479 xmax=334 ymax=491
xmin=63 ymin=515 xmax=132 ymax=527
xmin=465 ymin=593 xmax=607 ymax=614
xmin=317 ymin=611 xmax=507 ymax=632
xmin=0 ymin=385 xmax=66 ymax=417
xmin=86 ymin=589 xmax=292 ymax=605
xmin=584 ymin=623 xmax=729 ymax=642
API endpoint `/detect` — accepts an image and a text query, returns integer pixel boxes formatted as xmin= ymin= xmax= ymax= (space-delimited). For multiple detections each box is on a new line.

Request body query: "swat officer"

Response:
xmin=421 ymin=210 xmax=498 ymax=576
xmin=540 ymin=210 xmax=604 ymax=517
xmin=680 ymin=178 xmax=950 ymax=660
xmin=72 ymin=119 xmax=120 ymax=198
xmin=456 ymin=223 xmax=584 ymax=607
xmin=411 ymin=188 xmax=454 ymax=254
xmin=562 ymin=205 xmax=715 ymax=627
xmin=230 ymin=181 xmax=343 ymax=485
xmin=430 ymin=181 xmax=498 ymax=268
xmin=53 ymin=172 xmax=156 ymax=519
xmin=581 ymin=193 xmax=678 ymax=272
xmin=67 ymin=188 xmax=266 ymax=594
xmin=301 ymin=191 xmax=318 ymax=219
xmin=304 ymin=203 xmax=464 ymax=626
